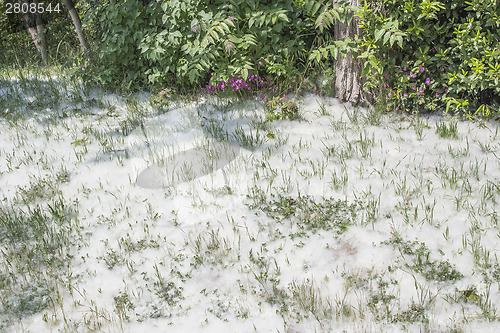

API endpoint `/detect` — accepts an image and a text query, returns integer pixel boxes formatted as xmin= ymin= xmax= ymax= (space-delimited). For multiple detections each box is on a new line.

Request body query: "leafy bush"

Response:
xmin=79 ymin=0 xmax=499 ymax=118
xmin=81 ymin=0 xmax=324 ymax=90
xmin=80 ymin=0 xmax=151 ymax=88
xmin=357 ymin=0 xmax=500 ymax=117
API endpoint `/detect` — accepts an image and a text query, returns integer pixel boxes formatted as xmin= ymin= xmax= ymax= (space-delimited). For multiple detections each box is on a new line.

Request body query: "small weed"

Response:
xmin=411 ymin=116 xmax=429 ymax=141
xmin=367 ymin=275 xmax=398 ymax=322
xmin=114 ymin=290 xmax=134 ymax=321
xmin=289 ymin=279 xmax=334 ymax=324
xmin=393 ymin=303 xmax=428 ymax=324
xmin=265 ymin=96 xmax=300 ymax=121
xmin=16 ymin=176 xmax=61 ymax=205
xmin=344 ymin=105 xmax=359 ymax=125
xmin=383 ymin=236 xmax=463 ymax=282
xmin=448 ymin=140 xmax=470 ymax=158
xmin=356 ymin=130 xmax=375 ymax=158
xmin=329 ymin=167 xmax=349 ymax=191
xmin=232 ymin=125 xmax=265 ymax=150
xmin=101 ymin=249 xmax=124 ymax=269
xmin=364 ymin=107 xmax=383 ymax=126
xmin=475 ymin=139 xmax=494 ymax=154
xmin=247 ymin=192 xmax=360 ymax=234
xmin=190 ymin=229 xmax=234 ymax=267
xmin=152 ymin=264 xmax=183 ymax=306
xmin=317 ymin=102 xmax=328 ymax=116
xmin=436 ymin=120 xmax=459 ymax=139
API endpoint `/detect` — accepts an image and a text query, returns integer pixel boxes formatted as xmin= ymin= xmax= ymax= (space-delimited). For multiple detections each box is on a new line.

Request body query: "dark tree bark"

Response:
xmin=333 ymin=0 xmax=372 ymax=106
xmin=63 ymin=0 xmax=90 ymax=55
xmin=22 ymin=0 xmax=48 ymax=65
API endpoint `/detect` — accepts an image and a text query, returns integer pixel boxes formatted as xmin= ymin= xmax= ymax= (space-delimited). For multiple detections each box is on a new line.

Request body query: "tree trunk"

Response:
xmin=22 ymin=0 xmax=47 ymax=65
xmin=63 ymin=0 xmax=90 ymax=56
xmin=333 ymin=0 xmax=372 ymax=106
xmin=34 ymin=1 xmax=48 ymax=64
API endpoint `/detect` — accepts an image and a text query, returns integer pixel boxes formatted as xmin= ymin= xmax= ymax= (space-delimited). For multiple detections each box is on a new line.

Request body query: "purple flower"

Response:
xmin=403 ymin=67 xmax=407 ymax=71
xmin=419 ymin=66 xmax=425 ymax=73
xmin=419 ymin=88 xmax=424 ymax=93
xmin=403 ymin=93 xmax=408 ymax=98
xmin=435 ymin=93 xmax=439 ymax=97
xmin=396 ymin=107 xmax=399 ymax=111
xmin=388 ymin=92 xmax=392 ymax=98
xmin=441 ymin=68 xmax=445 ymax=71
xmin=425 ymin=77 xmax=431 ymax=85
xmin=384 ymin=74 xmax=389 ymax=79
xmin=260 ymin=94 xmax=265 ymax=100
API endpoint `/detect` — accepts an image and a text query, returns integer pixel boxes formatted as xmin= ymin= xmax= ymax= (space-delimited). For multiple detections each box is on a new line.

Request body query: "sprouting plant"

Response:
xmin=411 ymin=115 xmax=429 ymax=141
xmin=383 ymin=236 xmax=463 ymax=282
xmin=264 ymin=96 xmax=300 ymax=121
xmin=363 ymin=107 xmax=383 ymax=126
xmin=232 ymin=125 xmax=265 ymax=150
xmin=435 ymin=120 xmax=459 ymax=139
xmin=317 ymin=102 xmax=328 ymax=116
xmin=344 ymin=105 xmax=359 ymax=125
xmin=114 ymin=290 xmax=134 ymax=321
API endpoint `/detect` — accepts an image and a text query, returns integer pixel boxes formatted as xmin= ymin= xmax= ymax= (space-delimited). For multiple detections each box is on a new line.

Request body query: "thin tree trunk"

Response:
xmin=23 ymin=12 xmax=40 ymax=52
xmin=22 ymin=0 xmax=47 ymax=65
xmin=63 ymin=0 xmax=90 ymax=55
xmin=333 ymin=0 xmax=372 ymax=106
xmin=34 ymin=1 xmax=48 ymax=64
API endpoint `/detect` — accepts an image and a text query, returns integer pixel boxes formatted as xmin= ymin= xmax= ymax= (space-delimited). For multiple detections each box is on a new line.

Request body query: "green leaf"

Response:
xmin=396 ymin=35 xmax=403 ymax=48
xmin=278 ymin=13 xmax=289 ymax=22
xmin=383 ymin=31 xmax=391 ymax=45
xmin=305 ymin=1 xmax=314 ymax=13
xmin=374 ymin=29 xmax=385 ymax=42
xmin=361 ymin=62 xmax=371 ymax=77
xmin=312 ymin=3 xmax=322 ymax=16
xmin=242 ymin=69 xmax=249 ymax=80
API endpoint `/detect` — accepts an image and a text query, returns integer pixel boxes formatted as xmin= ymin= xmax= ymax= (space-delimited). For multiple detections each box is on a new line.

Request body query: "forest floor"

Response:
xmin=1 ymin=71 xmax=500 ymax=332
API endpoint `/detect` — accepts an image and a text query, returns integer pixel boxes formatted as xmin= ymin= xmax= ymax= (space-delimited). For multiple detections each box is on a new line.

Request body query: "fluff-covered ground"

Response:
xmin=0 ymin=72 xmax=499 ymax=332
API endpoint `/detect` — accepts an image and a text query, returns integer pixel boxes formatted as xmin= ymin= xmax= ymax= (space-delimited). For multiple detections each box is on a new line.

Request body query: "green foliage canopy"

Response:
xmin=356 ymin=0 xmax=500 ymax=117
xmin=81 ymin=0 xmax=323 ymax=90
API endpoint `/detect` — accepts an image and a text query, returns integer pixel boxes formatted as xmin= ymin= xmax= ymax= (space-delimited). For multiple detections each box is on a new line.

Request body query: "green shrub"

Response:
xmin=357 ymin=0 xmax=500 ymax=117
xmin=82 ymin=0 xmax=324 ymax=91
